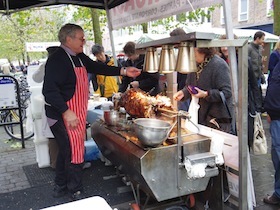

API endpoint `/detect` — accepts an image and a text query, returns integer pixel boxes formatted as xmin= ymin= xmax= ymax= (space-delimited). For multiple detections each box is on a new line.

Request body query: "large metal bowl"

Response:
xmin=133 ymin=118 xmax=171 ymax=147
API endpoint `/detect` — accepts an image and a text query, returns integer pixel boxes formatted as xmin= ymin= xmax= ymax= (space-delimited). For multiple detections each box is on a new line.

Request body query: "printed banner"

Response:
xmin=25 ymin=42 xmax=60 ymax=52
xmin=110 ymin=0 xmax=222 ymax=29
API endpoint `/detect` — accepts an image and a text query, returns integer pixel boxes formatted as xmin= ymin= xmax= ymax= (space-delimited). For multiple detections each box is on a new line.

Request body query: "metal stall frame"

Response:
xmin=136 ymin=33 xmax=249 ymax=209
xmin=0 ymin=75 xmax=25 ymax=148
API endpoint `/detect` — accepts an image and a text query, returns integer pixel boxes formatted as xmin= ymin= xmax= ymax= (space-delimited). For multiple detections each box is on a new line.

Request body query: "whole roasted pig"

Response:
xmin=117 ymin=88 xmax=175 ymax=118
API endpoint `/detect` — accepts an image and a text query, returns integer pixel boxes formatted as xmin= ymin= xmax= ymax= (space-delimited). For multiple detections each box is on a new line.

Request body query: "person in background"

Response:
xmin=119 ymin=41 xmax=160 ymax=96
xmin=33 ymin=46 xmax=60 ymax=169
xmin=267 ymin=40 xmax=280 ymax=82
xmin=248 ymin=31 xmax=266 ymax=112
xmin=218 ymin=34 xmax=261 ymax=145
xmin=170 ymin=28 xmax=189 ymax=111
xmin=20 ymin=63 xmax=27 ymax=74
xmin=91 ymin=44 xmax=120 ymax=100
xmin=173 ymin=47 xmax=234 ymax=133
xmin=263 ymin=62 xmax=280 ymax=205
xmin=247 ymin=57 xmax=263 ymax=149
xmin=218 ymin=34 xmax=238 ymax=63
xmin=1 ymin=63 xmax=11 ymax=75
xmin=43 ymin=23 xmax=140 ymax=200
xmin=87 ymin=72 xmax=98 ymax=96
xmin=248 ymin=31 xmax=266 ymax=85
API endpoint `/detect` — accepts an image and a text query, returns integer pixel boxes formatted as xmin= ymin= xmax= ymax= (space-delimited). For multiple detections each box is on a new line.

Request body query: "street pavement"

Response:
xmin=0 ymin=127 xmax=36 ymax=193
xmin=0 ymin=117 xmax=279 ymax=210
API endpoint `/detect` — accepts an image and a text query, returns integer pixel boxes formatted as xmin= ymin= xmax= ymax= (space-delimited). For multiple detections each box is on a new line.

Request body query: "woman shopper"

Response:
xmin=173 ymin=47 xmax=234 ymax=133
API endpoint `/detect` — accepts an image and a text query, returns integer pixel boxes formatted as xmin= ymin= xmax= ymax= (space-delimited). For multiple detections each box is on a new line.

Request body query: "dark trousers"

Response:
xmin=48 ymin=138 xmax=59 ymax=169
xmin=248 ymin=114 xmax=254 ymax=150
xmin=50 ymin=119 xmax=83 ymax=193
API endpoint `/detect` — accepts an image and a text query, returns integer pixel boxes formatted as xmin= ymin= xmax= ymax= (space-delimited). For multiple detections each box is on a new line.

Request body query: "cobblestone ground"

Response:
xmin=0 ymin=127 xmax=36 ymax=193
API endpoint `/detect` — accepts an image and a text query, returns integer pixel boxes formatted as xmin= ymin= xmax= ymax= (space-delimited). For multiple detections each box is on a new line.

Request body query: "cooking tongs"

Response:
xmin=157 ymin=108 xmax=200 ymax=137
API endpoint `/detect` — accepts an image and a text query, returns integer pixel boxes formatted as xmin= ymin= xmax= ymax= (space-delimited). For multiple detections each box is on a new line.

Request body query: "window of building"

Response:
xmin=267 ymin=0 xmax=273 ymax=17
xmin=238 ymin=0 xmax=248 ymax=21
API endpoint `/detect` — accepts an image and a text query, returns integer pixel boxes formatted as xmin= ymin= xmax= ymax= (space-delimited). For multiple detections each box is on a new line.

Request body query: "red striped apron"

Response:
xmin=65 ymin=54 xmax=88 ymax=164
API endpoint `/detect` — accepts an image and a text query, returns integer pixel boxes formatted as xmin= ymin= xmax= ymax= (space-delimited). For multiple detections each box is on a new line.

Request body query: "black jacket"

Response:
xmin=43 ymin=47 xmax=121 ymax=120
xmin=119 ymin=54 xmax=160 ymax=96
xmin=248 ymin=58 xmax=262 ymax=114
xmin=264 ymin=62 xmax=280 ymax=120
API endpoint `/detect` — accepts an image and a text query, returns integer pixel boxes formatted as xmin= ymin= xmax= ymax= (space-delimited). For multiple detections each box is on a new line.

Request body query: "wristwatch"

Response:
xmin=123 ymin=67 xmax=127 ymax=76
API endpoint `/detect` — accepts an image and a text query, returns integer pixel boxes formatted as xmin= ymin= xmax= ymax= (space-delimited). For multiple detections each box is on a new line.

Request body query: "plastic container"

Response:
xmin=84 ymin=138 xmax=100 ymax=161
xmin=86 ymin=109 xmax=104 ymax=124
xmin=30 ymin=86 xmax=44 ymax=119
xmin=27 ymin=65 xmax=42 ymax=87
xmin=33 ymin=119 xmax=44 ymax=140
xmin=33 ymin=139 xmax=50 ymax=168
xmin=101 ymin=101 xmax=113 ymax=111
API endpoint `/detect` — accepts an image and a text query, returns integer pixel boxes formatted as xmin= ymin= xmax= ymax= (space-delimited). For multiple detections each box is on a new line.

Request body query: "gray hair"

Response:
xmin=92 ymin=44 xmax=104 ymax=55
xmin=170 ymin=28 xmax=186 ymax=37
xmin=58 ymin=23 xmax=83 ymax=44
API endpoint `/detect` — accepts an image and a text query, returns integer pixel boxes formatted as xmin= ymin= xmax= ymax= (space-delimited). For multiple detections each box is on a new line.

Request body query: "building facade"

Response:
xmin=212 ymin=0 xmax=274 ymax=33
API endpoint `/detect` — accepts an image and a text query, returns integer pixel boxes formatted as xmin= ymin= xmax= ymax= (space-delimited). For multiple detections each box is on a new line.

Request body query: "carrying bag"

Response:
xmin=185 ymin=96 xmax=200 ymax=132
xmin=206 ymin=91 xmax=236 ymax=134
xmin=253 ymin=112 xmax=267 ymax=155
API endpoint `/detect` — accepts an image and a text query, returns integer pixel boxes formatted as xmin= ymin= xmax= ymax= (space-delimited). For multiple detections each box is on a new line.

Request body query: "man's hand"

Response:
xmin=62 ymin=109 xmax=79 ymax=130
xmin=130 ymin=81 xmax=139 ymax=88
xmin=125 ymin=67 xmax=141 ymax=78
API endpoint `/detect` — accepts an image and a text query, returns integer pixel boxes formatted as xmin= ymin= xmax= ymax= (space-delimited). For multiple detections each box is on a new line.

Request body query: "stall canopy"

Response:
xmin=0 ymin=0 xmax=128 ymax=13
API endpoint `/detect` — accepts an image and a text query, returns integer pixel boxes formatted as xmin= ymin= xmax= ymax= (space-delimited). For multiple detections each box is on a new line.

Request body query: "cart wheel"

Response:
xmin=186 ymin=194 xmax=195 ymax=208
xmin=130 ymin=203 xmax=140 ymax=210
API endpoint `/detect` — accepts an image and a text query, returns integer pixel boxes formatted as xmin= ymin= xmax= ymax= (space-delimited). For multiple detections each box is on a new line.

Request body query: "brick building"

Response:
xmin=212 ymin=0 xmax=274 ymax=33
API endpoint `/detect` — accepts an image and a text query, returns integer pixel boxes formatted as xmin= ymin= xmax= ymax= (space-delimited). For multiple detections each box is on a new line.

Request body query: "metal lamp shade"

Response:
xmin=175 ymin=42 xmax=197 ymax=74
xmin=158 ymin=45 xmax=176 ymax=74
xmin=143 ymin=47 xmax=158 ymax=73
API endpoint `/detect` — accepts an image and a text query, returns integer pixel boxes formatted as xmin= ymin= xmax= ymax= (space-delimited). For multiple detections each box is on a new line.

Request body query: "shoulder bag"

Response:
xmin=253 ymin=112 xmax=267 ymax=155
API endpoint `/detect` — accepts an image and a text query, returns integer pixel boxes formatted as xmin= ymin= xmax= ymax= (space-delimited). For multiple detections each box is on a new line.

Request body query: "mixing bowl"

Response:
xmin=133 ymin=118 xmax=172 ymax=147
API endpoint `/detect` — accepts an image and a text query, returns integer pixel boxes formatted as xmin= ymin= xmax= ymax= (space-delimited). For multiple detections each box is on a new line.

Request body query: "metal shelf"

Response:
xmin=136 ymin=32 xmax=215 ymax=49
xmin=136 ymin=31 xmax=247 ymax=51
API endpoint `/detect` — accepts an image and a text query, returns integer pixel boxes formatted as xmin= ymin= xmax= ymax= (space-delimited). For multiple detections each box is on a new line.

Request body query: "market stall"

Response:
xmin=91 ymin=89 xmax=223 ymax=209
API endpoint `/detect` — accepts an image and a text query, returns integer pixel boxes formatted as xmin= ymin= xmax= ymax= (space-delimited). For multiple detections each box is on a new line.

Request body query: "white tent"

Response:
xmin=183 ymin=26 xmax=279 ymax=43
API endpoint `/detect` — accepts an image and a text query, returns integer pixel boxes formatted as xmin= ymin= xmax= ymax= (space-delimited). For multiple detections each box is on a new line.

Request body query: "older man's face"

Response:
xmin=67 ymin=30 xmax=85 ymax=54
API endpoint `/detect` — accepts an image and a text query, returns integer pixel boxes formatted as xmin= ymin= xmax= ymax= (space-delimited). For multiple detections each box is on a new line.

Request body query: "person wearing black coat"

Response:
xmin=43 ymin=24 xmax=140 ymax=200
xmin=248 ymin=58 xmax=262 ymax=148
xmin=118 ymin=41 xmax=160 ymax=96
xmin=263 ymin=62 xmax=280 ymax=205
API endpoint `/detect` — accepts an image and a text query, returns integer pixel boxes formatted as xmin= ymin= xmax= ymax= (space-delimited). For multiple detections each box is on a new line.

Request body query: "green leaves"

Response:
xmin=0 ymin=6 xmax=73 ymax=63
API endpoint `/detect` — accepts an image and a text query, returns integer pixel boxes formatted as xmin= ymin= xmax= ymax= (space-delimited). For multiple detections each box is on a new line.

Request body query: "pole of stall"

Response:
xmin=222 ymin=0 xmax=248 ymax=209
xmin=104 ymin=0 xmax=118 ymax=67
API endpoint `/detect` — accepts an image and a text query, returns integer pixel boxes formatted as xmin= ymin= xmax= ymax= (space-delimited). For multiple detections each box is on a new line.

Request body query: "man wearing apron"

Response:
xmin=43 ymin=23 xmax=140 ymax=200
